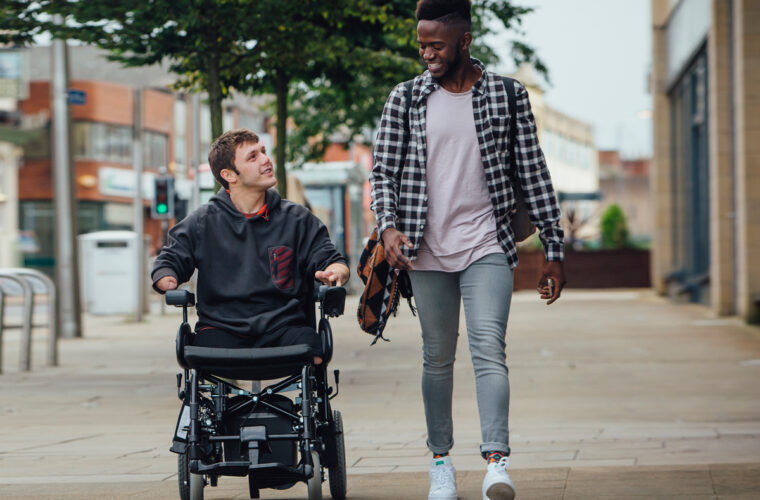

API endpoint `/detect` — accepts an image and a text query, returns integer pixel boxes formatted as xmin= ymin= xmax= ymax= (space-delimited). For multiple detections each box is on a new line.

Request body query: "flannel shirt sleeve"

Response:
xmin=370 ymin=83 xmax=408 ymax=238
xmin=513 ymin=81 xmax=565 ymax=261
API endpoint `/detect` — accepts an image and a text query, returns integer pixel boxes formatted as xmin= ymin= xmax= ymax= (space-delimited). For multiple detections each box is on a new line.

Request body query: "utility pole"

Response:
xmin=51 ymin=22 xmax=82 ymax=338
xmin=133 ymin=88 xmax=144 ymax=322
xmin=191 ymin=93 xmax=201 ymax=211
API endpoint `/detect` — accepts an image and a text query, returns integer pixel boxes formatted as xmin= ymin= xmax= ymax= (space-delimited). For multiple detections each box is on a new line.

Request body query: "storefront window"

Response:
xmin=669 ymin=48 xmax=709 ymax=303
xmin=73 ymin=121 xmax=133 ymax=164
xmin=19 ymin=200 xmax=133 ymax=277
xmin=144 ymin=130 xmax=169 ymax=170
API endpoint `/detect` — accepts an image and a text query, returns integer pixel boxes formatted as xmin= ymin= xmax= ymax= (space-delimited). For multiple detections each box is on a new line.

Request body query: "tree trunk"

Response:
xmin=275 ymin=68 xmax=288 ymax=199
xmin=207 ymin=52 xmax=224 ymax=192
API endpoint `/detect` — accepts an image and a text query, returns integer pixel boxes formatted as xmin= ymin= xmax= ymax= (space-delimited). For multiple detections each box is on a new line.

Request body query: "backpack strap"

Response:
xmin=402 ymin=78 xmax=414 ymax=135
xmin=500 ymin=76 xmax=518 ymax=179
xmin=395 ymin=78 xmax=415 ymax=178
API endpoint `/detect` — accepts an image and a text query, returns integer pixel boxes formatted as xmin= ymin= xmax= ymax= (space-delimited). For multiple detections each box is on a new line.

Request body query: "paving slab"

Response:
xmin=1 ymin=289 xmax=760 ymax=498
xmin=1 ymin=464 xmax=759 ymax=499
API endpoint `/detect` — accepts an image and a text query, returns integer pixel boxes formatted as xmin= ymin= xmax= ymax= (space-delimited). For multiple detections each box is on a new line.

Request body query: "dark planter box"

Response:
xmin=514 ymin=249 xmax=651 ymax=290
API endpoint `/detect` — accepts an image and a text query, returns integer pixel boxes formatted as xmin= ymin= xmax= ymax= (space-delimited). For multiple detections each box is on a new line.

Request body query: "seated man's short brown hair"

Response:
xmin=208 ymin=128 xmax=260 ymax=189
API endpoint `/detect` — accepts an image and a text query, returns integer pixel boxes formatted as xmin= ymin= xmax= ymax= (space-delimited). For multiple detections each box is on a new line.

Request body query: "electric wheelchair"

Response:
xmin=167 ymin=284 xmax=348 ymax=500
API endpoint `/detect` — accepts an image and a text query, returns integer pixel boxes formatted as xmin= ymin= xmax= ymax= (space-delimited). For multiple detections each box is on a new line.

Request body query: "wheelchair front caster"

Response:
xmin=307 ymin=450 xmax=322 ymax=500
xmin=178 ymin=453 xmax=204 ymax=500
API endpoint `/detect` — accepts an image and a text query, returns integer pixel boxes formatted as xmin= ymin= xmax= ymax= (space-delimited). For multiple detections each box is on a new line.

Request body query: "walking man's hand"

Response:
xmin=381 ymin=228 xmax=413 ymax=270
xmin=538 ymin=261 xmax=566 ymax=305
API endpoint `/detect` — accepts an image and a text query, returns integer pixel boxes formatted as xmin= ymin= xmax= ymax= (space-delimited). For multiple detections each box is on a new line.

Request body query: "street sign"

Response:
xmin=67 ymin=89 xmax=86 ymax=106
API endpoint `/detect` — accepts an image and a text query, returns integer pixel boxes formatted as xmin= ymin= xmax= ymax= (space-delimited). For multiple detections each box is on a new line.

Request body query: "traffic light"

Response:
xmin=151 ymin=176 xmax=175 ymax=219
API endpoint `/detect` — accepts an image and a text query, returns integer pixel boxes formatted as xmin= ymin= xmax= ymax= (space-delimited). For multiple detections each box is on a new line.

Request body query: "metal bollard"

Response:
xmin=4 ymin=269 xmax=58 ymax=367
xmin=0 ymin=273 xmax=34 ymax=372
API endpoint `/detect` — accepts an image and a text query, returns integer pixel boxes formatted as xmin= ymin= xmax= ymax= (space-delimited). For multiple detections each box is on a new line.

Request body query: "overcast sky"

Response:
xmin=485 ymin=0 xmax=653 ymax=158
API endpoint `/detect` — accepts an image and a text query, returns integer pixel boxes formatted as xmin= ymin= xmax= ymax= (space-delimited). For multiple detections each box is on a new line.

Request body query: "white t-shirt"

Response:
xmin=414 ymin=86 xmax=503 ymax=272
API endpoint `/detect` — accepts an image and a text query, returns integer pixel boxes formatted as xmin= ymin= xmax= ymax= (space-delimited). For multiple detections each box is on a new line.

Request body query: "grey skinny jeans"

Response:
xmin=408 ymin=252 xmax=513 ymax=457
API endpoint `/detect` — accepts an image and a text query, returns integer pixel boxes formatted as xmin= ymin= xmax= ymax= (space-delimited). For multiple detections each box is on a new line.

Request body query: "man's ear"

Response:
xmin=460 ymin=31 xmax=472 ymax=51
xmin=220 ymin=168 xmax=237 ymax=185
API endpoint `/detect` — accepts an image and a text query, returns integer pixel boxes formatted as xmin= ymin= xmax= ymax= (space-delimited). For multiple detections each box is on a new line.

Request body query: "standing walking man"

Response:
xmin=370 ymin=1 xmax=566 ymax=499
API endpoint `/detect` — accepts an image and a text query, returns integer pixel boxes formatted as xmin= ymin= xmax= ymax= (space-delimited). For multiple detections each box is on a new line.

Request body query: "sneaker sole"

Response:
xmin=429 ymin=495 xmax=457 ymax=500
xmin=484 ymin=483 xmax=515 ymax=500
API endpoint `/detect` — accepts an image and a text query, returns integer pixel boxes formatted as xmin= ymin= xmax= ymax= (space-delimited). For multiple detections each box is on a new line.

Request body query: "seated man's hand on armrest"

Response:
xmin=315 ymin=262 xmax=349 ymax=287
xmin=156 ymin=275 xmax=178 ymax=292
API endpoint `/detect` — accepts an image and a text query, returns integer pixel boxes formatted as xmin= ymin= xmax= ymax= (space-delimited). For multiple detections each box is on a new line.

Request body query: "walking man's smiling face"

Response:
xmin=417 ymin=19 xmax=471 ymax=80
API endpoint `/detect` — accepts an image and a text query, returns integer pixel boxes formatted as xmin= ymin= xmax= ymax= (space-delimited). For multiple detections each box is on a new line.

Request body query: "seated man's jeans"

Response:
xmin=193 ymin=323 xmax=323 ymax=356
xmin=408 ymin=252 xmax=514 ymax=458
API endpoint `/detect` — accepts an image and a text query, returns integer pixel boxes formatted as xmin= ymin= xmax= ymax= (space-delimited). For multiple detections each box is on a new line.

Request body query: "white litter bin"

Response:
xmin=78 ymin=231 xmax=147 ymax=315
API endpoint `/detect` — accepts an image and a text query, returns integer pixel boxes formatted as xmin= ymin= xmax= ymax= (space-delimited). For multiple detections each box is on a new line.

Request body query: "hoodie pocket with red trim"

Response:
xmin=268 ymin=246 xmax=295 ymax=290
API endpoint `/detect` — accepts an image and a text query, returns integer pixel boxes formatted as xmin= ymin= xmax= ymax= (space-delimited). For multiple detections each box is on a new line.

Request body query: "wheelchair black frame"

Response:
xmin=170 ymin=285 xmax=345 ymax=499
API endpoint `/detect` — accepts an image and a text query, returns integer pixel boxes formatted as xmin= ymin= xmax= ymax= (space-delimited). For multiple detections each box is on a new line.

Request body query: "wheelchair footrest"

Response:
xmin=196 ymin=460 xmax=250 ymax=477
xmin=249 ymin=462 xmax=310 ymax=486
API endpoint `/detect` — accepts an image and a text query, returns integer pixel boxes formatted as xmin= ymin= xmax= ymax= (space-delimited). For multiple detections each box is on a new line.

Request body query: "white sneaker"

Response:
xmin=428 ymin=455 xmax=457 ymax=500
xmin=482 ymin=456 xmax=515 ymax=500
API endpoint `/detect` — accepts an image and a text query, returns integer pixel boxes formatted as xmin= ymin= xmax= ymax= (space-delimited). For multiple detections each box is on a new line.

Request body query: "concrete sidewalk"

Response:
xmin=0 ymin=289 xmax=759 ymax=499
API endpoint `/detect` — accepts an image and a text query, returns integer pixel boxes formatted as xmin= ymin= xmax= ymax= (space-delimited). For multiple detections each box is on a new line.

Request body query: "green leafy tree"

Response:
xmin=0 ymin=1 xmax=47 ymax=46
xmin=3 ymin=0 xmax=416 ymax=196
xmin=3 ymin=1 xmax=546 ymax=198
xmin=601 ymin=204 xmax=630 ymax=249
xmin=230 ymin=1 xmax=416 ymax=196
xmin=287 ymin=0 xmax=548 ymax=166
xmin=28 ymin=0 xmax=257 ymax=149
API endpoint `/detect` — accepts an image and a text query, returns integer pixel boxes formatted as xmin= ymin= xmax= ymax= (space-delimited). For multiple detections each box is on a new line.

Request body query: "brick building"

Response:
xmin=15 ymin=45 xmax=268 ymax=274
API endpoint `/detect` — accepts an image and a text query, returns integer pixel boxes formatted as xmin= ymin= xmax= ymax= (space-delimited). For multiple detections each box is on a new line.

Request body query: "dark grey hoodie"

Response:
xmin=151 ymin=188 xmax=346 ymax=337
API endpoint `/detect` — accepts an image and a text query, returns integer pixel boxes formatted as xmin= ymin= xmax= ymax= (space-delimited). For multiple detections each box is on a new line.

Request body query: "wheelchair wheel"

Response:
xmin=307 ymin=450 xmax=322 ymax=500
xmin=178 ymin=453 xmax=204 ymax=500
xmin=328 ymin=410 xmax=347 ymax=499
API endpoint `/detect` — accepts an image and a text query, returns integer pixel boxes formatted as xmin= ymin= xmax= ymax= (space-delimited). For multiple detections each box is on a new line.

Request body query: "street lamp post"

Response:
xmin=133 ymin=87 xmax=144 ymax=322
xmin=51 ymin=24 xmax=82 ymax=338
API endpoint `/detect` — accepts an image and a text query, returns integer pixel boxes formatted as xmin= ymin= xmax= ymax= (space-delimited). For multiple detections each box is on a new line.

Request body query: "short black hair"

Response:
xmin=416 ymin=0 xmax=472 ymax=29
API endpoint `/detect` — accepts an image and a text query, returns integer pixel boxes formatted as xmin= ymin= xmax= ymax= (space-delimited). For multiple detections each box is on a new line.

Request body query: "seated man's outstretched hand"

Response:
xmin=315 ymin=262 xmax=349 ymax=287
xmin=156 ymin=275 xmax=178 ymax=292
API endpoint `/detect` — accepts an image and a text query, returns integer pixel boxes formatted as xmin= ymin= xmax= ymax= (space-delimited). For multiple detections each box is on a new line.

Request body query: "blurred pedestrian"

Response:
xmin=370 ymin=1 xmax=566 ymax=499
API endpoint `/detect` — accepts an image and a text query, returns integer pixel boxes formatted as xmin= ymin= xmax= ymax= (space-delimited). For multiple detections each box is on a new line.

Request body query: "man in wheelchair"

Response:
xmin=152 ymin=128 xmax=350 ymax=500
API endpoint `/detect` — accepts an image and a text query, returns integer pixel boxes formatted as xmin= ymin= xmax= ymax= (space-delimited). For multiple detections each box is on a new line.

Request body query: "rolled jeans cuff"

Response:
xmin=427 ymin=438 xmax=454 ymax=456
xmin=480 ymin=442 xmax=510 ymax=458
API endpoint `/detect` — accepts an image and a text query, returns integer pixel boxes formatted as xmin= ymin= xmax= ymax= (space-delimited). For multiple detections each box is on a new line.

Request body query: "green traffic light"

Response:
xmin=157 ymin=203 xmax=168 ymax=214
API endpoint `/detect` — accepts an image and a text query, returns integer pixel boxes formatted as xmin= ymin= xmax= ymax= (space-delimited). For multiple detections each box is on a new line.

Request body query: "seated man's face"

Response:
xmin=227 ymin=141 xmax=277 ymax=191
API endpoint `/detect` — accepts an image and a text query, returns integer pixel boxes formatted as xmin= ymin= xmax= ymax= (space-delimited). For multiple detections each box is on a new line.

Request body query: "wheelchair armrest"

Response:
xmin=176 ymin=322 xmax=192 ymax=369
xmin=318 ymin=285 xmax=346 ymax=318
xmin=166 ymin=289 xmax=196 ymax=307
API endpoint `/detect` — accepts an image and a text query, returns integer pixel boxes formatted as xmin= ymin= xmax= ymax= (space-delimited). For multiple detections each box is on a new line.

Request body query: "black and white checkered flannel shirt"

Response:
xmin=370 ymin=58 xmax=564 ymax=269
